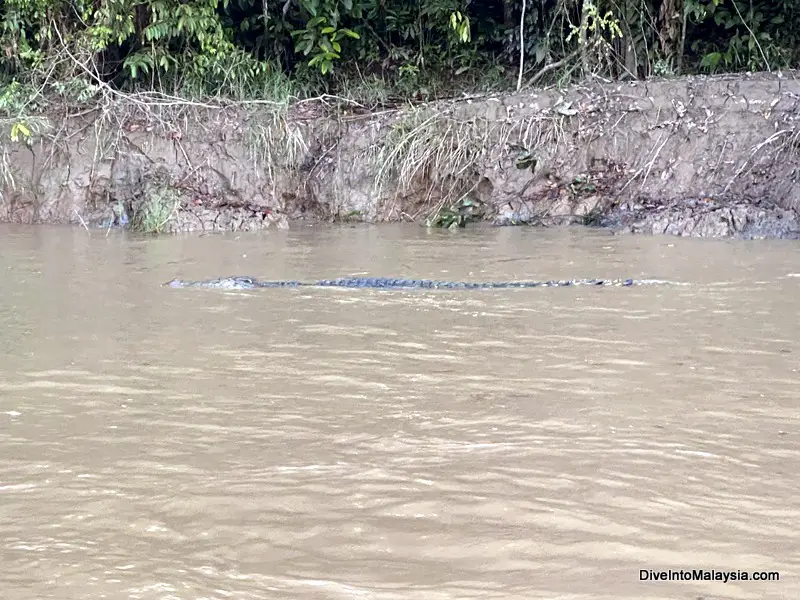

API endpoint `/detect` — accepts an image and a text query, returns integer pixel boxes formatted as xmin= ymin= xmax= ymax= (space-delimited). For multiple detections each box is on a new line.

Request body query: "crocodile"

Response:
xmin=164 ymin=276 xmax=678 ymax=290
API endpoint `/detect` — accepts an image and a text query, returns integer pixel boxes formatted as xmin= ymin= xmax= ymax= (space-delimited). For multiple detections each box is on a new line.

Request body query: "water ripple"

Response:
xmin=1 ymin=227 xmax=799 ymax=599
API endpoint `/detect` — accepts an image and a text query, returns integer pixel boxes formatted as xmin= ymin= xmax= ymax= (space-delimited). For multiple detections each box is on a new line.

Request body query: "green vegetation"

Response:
xmin=0 ymin=0 xmax=797 ymax=222
xmin=425 ymin=195 xmax=487 ymax=229
xmin=0 ymin=0 xmax=797 ymax=110
xmin=132 ymin=176 xmax=182 ymax=233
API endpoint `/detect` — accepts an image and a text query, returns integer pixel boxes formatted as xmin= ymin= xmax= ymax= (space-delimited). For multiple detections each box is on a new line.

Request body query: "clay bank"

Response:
xmin=2 ymin=71 xmax=800 ymax=239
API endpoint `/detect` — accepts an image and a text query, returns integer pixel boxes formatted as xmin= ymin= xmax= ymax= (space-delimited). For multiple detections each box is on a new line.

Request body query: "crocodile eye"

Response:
xmin=241 ymin=278 xmax=253 ymax=285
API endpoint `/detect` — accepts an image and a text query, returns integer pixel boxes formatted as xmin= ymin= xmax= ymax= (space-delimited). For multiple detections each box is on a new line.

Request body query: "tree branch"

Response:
xmin=525 ymin=49 xmax=580 ymax=89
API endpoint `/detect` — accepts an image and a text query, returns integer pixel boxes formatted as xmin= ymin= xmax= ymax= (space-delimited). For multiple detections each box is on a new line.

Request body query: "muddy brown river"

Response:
xmin=0 ymin=224 xmax=798 ymax=600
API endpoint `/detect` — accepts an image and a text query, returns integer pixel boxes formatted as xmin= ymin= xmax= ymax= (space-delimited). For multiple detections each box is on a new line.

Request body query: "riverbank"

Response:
xmin=2 ymin=71 xmax=799 ymax=239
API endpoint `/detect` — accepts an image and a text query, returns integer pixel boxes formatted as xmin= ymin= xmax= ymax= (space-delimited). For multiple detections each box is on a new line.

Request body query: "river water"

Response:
xmin=0 ymin=224 xmax=798 ymax=600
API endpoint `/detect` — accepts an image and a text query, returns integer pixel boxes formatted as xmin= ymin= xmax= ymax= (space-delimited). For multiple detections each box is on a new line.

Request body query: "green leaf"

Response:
xmin=700 ymin=51 xmax=722 ymax=68
xmin=339 ymin=28 xmax=360 ymax=39
xmin=10 ymin=122 xmax=31 ymax=143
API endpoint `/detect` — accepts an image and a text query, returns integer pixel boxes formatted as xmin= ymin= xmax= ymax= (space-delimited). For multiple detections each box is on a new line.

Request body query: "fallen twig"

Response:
xmin=74 ymin=208 xmax=90 ymax=232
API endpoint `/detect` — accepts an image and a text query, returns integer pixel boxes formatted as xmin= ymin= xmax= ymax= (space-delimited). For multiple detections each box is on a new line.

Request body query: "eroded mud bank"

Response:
xmin=2 ymin=71 xmax=799 ymax=238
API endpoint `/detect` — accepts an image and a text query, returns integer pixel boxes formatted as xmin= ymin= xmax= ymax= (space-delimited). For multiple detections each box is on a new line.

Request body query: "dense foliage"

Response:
xmin=0 ymin=0 xmax=798 ymax=103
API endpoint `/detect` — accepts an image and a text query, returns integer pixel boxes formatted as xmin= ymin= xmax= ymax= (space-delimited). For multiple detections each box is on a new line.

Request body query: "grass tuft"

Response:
xmin=131 ymin=183 xmax=181 ymax=234
xmin=245 ymin=106 xmax=308 ymax=183
xmin=372 ymin=110 xmax=503 ymax=208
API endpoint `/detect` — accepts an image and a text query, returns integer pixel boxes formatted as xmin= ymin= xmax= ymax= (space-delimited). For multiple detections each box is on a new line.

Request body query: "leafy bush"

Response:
xmin=0 ymin=0 xmax=797 ymax=104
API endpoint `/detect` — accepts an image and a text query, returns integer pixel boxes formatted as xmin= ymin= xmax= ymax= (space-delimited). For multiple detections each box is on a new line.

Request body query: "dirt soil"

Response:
xmin=2 ymin=71 xmax=799 ymax=238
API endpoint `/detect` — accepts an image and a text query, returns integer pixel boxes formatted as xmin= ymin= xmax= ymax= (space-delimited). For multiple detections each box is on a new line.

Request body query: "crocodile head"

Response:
xmin=164 ymin=276 xmax=259 ymax=289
